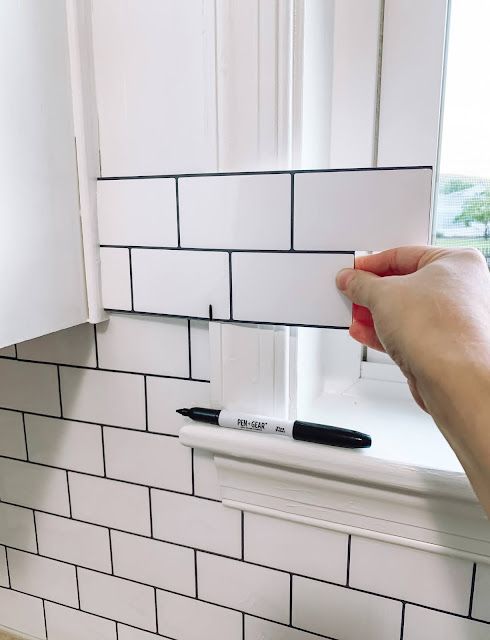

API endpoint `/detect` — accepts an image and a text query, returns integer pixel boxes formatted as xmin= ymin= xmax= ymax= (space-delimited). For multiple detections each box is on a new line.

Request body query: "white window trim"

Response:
xmin=179 ymin=0 xmax=490 ymax=563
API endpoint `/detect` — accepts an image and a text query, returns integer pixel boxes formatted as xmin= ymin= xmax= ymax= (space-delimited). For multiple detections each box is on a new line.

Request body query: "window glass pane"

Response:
xmin=434 ymin=0 xmax=490 ymax=265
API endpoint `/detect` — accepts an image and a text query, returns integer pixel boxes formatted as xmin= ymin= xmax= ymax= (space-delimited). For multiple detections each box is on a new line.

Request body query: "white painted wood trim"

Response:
xmin=215 ymin=0 xmax=294 ymax=172
xmin=66 ymin=0 xmax=107 ymax=324
xmin=179 ymin=423 xmax=490 ymax=563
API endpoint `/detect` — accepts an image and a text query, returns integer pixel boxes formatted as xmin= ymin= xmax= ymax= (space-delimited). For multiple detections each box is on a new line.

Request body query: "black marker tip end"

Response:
xmin=176 ymin=408 xmax=190 ymax=417
xmin=359 ymin=434 xmax=372 ymax=448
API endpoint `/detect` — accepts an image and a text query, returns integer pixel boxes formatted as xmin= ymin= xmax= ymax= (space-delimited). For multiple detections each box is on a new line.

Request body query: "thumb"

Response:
xmin=336 ymin=268 xmax=380 ymax=308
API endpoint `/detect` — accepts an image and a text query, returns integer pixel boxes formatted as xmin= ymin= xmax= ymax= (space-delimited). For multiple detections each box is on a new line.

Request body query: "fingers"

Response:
xmin=336 ymin=268 xmax=380 ymax=308
xmin=349 ymin=321 xmax=385 ymax=351
xmin=352 ymin=303 xmax=374 ymax=327
xmin=354 ymin=246 xmax=441 ymax=276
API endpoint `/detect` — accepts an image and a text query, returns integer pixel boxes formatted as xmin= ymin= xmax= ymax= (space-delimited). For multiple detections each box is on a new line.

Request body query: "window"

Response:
xmin=433 ymin=0 xmax=490 ymax=266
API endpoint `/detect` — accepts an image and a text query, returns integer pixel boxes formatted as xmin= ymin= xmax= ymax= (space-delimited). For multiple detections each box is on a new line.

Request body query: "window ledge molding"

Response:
xmin=179 ymin=423 xmax=490 ymax=564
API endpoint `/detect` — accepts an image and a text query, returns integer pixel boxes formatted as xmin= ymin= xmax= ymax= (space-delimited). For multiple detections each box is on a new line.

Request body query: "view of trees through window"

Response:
xmin=433 ymin=1 xmax=490 ymax=265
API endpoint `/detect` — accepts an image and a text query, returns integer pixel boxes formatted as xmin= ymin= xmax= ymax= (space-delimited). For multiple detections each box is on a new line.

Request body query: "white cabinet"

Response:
xmin=0 ymin=1 xmax=101 ymax=349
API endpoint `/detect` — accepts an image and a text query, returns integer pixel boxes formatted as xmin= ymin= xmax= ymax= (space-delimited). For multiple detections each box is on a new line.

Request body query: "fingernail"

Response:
xmin=336 ymin=268 xmax=355 ymax=291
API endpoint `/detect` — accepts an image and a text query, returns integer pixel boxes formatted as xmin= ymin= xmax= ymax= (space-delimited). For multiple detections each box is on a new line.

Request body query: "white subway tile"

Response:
xmin=98 ymin=178 xmax=178 ymax=247
xmin=293 ymin=576 xmax=402 ymax=640
xmin=36 ymin=512 xmax=111 ymax=572
xmin=0 ymin=458 xmax=69 ymax=515
xmin=189 ymin=320 xmax=210 ymax=380
xmin=473 ymin=563 xmax=490 ymax=622
xmin=232 ymin=252 xmax=353 ymax=326
xmin=60 ymin=367 xmax=145 ymax=429
xmin=179 ymin=173 xmax=291 ymax=250
xmin=8 ymin=549 xmax=78 ymax=607
xmin=16 ymin=323 xmax=97 ymax=367
xmin=152 ymin=491 xmax=241 ymax=557
xmin=0 ymin=345 xmax=16 ymax=357
xmin=294 ymin=168 xmax=432 ymax=251
xmin=0 ymin=587 xmax=46 ymax=639
xmin=100 ymin=247 xmax=132 ymax=310
xmin=244 ymin=513 xmax=348 ymax=583
xmin=197 ymin=552 xmax=290 ymax=623
xmin=193 ymin=449 xmax=220 ymax=500
xmin=349 ymin=537 xmax=473 ymax=614
xmin=104 ymin=428 xmax=192 ymax=493
xmin=118 ymin=625 xmax=163 ymax=640
xmin=111 ymin=530 xmax=195 ymax=595
xmin=0 ymin=409 xmax=26 ymax=459
xmin=0 ymin=547 xmax=8 ymax=587
xmin=46 ymin=602 xmax=117 ymax=640
xmin=132 ymin=249 xmax=230 ymax=319
xmin=69 ymin=473 xmax=151 ymax=536
xmin=403 ymin=604 xmax=490 ymax=640
xmin=157 ymin=590 xmax=242 ymax=640
xmin=0 ymin=503 xmax=36 ymax=552
xmin=25 ymin=414 xmax=104 ymax=475
xmin=245 ymin=616 xmax=322 ymax=640
xmin=117 ymin=622 xmax=157 ymax=640
xmin=0 ymin=359 xmax=60 ymax=415
xmin=78 ymin=568 xmax=156 ymax=631
xmin=146 ymin=377 xmax=210 ymax=436
xmin=97 ymin=313 xmax=189 ymax=377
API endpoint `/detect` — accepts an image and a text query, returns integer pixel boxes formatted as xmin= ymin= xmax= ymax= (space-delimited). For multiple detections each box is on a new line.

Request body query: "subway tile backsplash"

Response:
xmin=0 ymin=161 xmax=488 ymax=640
xmin=179 ymin=173 xmax=292 ymax=249
xmin=99 ymin=167 xmax=432 ymax=328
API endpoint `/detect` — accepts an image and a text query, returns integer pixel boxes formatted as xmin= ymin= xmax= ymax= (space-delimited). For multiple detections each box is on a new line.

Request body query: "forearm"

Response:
xmin=419 ymin=352 xmax=490 ymax=515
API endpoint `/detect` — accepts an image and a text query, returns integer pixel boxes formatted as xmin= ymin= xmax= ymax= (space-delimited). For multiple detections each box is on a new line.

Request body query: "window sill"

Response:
xmin=180 ymin=378 xmax=490 ymax=563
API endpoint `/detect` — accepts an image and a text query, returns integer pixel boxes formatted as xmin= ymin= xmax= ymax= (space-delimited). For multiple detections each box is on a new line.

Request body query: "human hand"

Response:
xmin=336 ymin=246 xmax=490 ymax=410
xmin=336 ymin=246 xmax=490 ymax=515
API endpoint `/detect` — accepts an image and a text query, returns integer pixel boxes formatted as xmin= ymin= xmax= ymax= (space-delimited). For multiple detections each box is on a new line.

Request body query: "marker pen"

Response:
xmin=177 ymin=407 xmax=371 ymax=448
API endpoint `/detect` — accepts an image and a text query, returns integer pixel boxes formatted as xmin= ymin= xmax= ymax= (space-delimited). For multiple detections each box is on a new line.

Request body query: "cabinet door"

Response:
xmin=0 ymin=0 xmax=87 ymax=348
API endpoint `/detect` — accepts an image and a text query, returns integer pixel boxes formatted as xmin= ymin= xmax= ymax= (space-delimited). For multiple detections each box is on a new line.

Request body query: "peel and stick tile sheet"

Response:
xmin=98 ymin=166 xmax=432 ymax=328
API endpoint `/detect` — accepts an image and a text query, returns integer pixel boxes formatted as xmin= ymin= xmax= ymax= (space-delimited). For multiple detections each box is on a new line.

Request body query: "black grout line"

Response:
xmin=3 ymin=557 xmax=490 ymax=633
xmin=101 ymin=308 xmax=349 ymax=331
xmin=399 ymin=602 xmax=406 ymax=639
xmin=468 ymin=562 xmax=477 ymax=617
xmin=75 ymin=565 xmax=81 ymax=609
xmin=94 ymin=325 xmax=99 ymax=368
xmin=228 ymin=252 xmax=233 ymax=321
xmin=33 ymin=511 xmax=40 ymax=554
xmin=148 ymin=488 xmax=154 ymax=538
xmin=99 ymin=244 xmax=356 ymax=255
xmin=128 ymin=249 xmax=134 ymax=311
xmin=108 ymin=530 xmax=114 ymax=575
xmin=0 ymin=358 xmax=210 ymax=383
xmin=101 ymin=427 xmax=107 ymax=477
xmin=153 ymin=589 xmax=158 ymax=632
xmin=0 ymin=412 xmax=188 ymax=439
xmin=242 ymin=612 xmax=245 ymax=640
xmin=57 ymin=366 xmax=63 ymax=418
xmin=194 ymin=549 xmax=198 ymax=599
xmin=290 ymin=173 xmax=295 ymax=250
xmin=4 ymin=546 xmax=11 ymax=588
xmin=21 ymin=412 xmax=28 ymax=461
xmin=66 ymin=471 xmax=72 ymax=518
xmin=144 ymin=376 xmax=149 ymax=430
xmin=175 ymin=178 xmax=181 ymax=248
xmin=13 ymin=344 xmax=18 ymax=358
xmin=289 ymin=574 xmax=293 ymax=625
xmin=187 ymin=320 xmax=192 ymax=380
xmin=98 ymin=165 xmax=431 ymax=181
xmin=346 ymin=535 xmax=351 ymax=586
xmin=42 ymin=599 xmax=48 ymax=638
xmin=0 ymin=452 xmax=219 ymax=499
